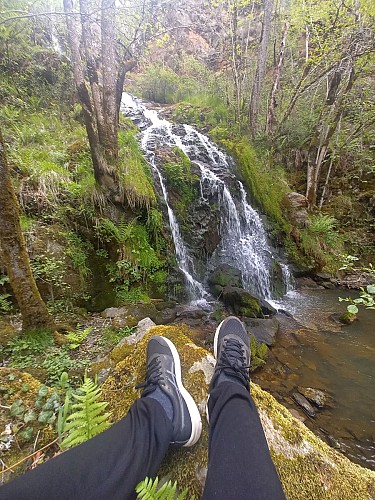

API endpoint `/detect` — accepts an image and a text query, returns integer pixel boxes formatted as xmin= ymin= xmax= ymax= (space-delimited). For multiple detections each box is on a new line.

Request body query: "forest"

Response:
xmin=0 ymin=0 xmax=374 ymax=497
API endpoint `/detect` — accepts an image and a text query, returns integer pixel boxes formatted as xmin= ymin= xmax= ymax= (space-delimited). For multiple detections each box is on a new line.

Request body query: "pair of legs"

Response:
xmin=0 ymin=317 xmax=285 ymax=499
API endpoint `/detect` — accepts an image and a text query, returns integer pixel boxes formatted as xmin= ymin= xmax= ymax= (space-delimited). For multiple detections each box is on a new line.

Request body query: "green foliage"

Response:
xmin=61 ymin=375 xmax=111 ymax=450
xmin=63 ymin=232 xmax=92 ymax=281
xmin=136 ymin=476 xmax=193 ymax=500
xmin=250 ymin=335 xmax=269 ymax=371
xmin=65 ymin=327 xmax=93 ymax=349
xmin=118 ymin=127 xmax=156 ymax=209
xmin=3 ymin=331 xmax=54 ymax=368
xmin=137 ymin=65 xmax=180 ymax=104
xmin=2 ymin=331 xmax=88 ymax=385
xmin=222 ymin=139 xmax=290 ymax=231
xmin=99 ymin=326 xmax=136 ymax=347
xmin=339 ymin=284 xmax=375 ymax=314
xmin=162 ymin=147 xmax=198 ymax=220
xmin=0 ymin=294 xmax=12 ymax=315
xmin=96 ymin=217 xmax=167 ymax=301
xmin=146 ymin=208 xmax=164 ymax=251
xmin=298 ymin=214 xmax=343 ymax=270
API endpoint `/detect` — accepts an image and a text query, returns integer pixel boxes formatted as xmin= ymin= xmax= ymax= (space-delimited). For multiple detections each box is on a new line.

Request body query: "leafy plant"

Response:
xmin=250 ymin=336 xmax=269 ymax=371
xmin=0 ymin=294 xmax=12 ymax=314
xmin=136 ymin=476 xmax=193 ymax=500
xmin=61 ymin=375 xmax=111 ymax=450
xmin=65 ymin=327 xmax=93 ymax=349
xmin=339 ymin=284 xmax=375 ymax=315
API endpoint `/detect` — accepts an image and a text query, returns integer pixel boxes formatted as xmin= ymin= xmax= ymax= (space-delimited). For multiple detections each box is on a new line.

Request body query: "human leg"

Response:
xmin=0 ymin=336 xmax=202 ymax=500
xmin=203 ymin=317 xmax=285 ymax=500
xmin=0 ymin=398 xmax=172 ymax=500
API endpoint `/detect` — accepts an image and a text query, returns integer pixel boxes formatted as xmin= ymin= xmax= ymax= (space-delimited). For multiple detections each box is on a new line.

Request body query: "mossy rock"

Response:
xmin=222 ymin=286 xmax=262 ymax=318
xmin=101 ymin=325 xmax=375 ymax=499
xmin=0 ymin=319 xmax=18 ymax=346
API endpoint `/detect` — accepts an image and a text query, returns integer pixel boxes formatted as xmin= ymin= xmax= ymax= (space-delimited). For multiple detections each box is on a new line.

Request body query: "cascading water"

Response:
xmin=121 ymin=93 xmax=290 ymax=301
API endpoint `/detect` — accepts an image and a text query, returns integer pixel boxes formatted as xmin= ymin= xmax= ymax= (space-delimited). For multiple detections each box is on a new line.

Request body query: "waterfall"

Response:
xmin=120 ymin=93 xmax=289 ymax=301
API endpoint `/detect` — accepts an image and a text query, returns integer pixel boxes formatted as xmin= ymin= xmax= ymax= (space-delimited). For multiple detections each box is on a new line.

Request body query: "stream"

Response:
xmin=256 ymin=288 xmax=375 ymax=470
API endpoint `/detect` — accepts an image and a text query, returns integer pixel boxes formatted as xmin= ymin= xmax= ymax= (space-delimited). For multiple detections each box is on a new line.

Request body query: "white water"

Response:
xmin=121 ymin=93 xmax=292 ymax=301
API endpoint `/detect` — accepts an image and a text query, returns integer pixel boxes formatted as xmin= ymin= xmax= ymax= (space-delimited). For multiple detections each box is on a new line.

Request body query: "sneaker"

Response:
xmin=210 ymin=316 xmax=251 ymax=392
xmin=137 ymin=335 xmax=202 ymax=447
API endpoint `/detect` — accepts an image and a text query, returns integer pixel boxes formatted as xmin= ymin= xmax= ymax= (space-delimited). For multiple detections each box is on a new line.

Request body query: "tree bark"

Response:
xmin=64 ymin=0 xmax=118 ymax=193
xmin=0 ymin=128 xmax=55 ymax=332
xmin=306 ymin=67 xmax=356 ymax=208
xmin=249 ymin=0 xmax=273 ymax=136
xmin=101 ymin=0 xmax=118 ymax=161
xmin=265 ymin=19 xmax=289 ymax=135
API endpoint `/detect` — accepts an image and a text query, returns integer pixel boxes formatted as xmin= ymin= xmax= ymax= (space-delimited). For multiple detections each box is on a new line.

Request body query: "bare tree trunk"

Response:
xmin=265 ymin=19 xmax=289 ymax=135
xmin=101 ymin=0 xmax=118 ymax=161
xmin=249 ymin=0 xmax=273 ymax=136
xmin=0 ymin=128 xmax=55 ymax=332
xmin=306 ymin=67 xmax=356 ymax=208
xmin=63 ymin=0 xmax=109 ymax=185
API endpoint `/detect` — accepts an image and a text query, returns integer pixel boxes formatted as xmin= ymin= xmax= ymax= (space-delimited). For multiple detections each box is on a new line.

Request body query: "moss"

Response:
xmin=221 ymin=139 xmax=290 ymax=232
xmin=0 ymin=319 xmax=18 ymax=346
xmin=100 ymin=327 xmax=375 ymax=498
xmin=161 ymin=147 xmax=199 ymax=221
xmin=117 ymin=128 xmax=156 ymax=210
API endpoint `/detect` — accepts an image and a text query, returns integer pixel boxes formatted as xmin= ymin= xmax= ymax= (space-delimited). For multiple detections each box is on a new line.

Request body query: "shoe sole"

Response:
xmin=162 ymin=337 xmax=202 ymax=447
xmin=207 ymin=319 xmax=226 ymax=424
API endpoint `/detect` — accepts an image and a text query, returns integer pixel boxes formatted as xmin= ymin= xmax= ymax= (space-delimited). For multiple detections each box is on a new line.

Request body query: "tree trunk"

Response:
xmin=64 ymin=0 xmax=119 ymax=193
xmin=265 ymin=19 xmax=289 ymax=135
xmin=249 ymin=0 xmax=273 ymax=136
xmin=306 ymin=67 xmax=356 ymax=208
xmin=101 ymin=0 xmax=118 ymax=161
xmin=0 ymin=128 xmax=55 ymax=332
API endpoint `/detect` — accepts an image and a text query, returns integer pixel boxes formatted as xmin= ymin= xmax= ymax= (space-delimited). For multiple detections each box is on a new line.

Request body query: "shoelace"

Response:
xmin=136 ymin=357 xmax=165 ymax=396
xmin=217 ymin=338 xmax=250 ymax=387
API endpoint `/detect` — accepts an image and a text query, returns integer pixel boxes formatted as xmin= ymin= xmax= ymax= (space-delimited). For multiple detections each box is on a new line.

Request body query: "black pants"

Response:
xmin=0 ymin=382 xmax=285 ymax=499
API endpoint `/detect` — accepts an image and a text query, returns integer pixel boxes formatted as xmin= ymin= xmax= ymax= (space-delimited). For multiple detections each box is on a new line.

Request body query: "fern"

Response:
xmin=65 ymin=326 xmax=92 ymax=349
xmin=61 ymin=375 xmax=111 ymax=449
xmin=136 ymin=476 xmax=193 ymax=500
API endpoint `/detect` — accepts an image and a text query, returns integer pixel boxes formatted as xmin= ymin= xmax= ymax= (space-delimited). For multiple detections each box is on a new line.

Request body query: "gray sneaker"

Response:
xmin=210 ymin=316 xmax=251 ymax=392
xmin=137 ymin=336 xmax=202 ymax=447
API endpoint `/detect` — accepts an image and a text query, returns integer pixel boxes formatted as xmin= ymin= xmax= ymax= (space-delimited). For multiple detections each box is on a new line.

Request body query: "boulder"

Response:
xmin=258 ymin=298 xmax=277 ymax=317
xmin=99 ymin=326 xmax=375 ymax=499
xmin=283 ymin=192 xmax=309 ymax=228
xmin=292 ymin=392 xmax=316 ymax=418
xmin=244 ymin=318 xmax=279 ymax=346
xmin=221 ymin=286 xmax=262 ymax=318
xmin=102 ymin=304 xmax=159 ymax=326
xmin=207 ymin=265 xmax=243 ymax=297
xmin=297 ymin=387 xmax=330 ymax=409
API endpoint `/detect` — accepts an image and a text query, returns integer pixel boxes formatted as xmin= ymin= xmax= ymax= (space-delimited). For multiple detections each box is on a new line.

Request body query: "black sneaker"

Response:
xmin=137 ymin=335 xmax=202 ymax=447
xmin=210 ymin=316 xmax=251 ymax=392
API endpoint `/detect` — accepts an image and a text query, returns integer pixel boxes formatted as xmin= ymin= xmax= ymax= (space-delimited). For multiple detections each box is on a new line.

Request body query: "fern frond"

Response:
xmin=61 ymin=375 xmax=111 ymax=450
xmin=136 ymin=476 xmax=194 ymax=500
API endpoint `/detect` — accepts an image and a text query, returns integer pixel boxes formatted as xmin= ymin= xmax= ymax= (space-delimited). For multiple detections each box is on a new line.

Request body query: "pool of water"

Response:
xmin=256 ymin=289 xmax=375 ymax=470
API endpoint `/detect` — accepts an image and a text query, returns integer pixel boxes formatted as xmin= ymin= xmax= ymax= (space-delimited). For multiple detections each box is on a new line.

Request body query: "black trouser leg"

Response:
xmin=0 ymin=398 xmax=172 ymax=500
xmin=202 ymin=382 xmax=285 ymax=500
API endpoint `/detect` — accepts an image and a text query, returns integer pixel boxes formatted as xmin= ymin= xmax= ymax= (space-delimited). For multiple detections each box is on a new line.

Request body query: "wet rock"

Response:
xmin=283 ymin=192 xmax=309 ymax=228
xmin=295 ymin=277 xmax=323 ymax=289
xmin=298 ymin=387 xmax=328 ymax=408
xmin=102 ymin=304 xmax=159 ymax=326
xmin=243 ymin=318 xmax=279 ymax=346
xmin=258 ymin=298 xmax=277 ymax=317
xmin=292 ymin=392 xmax=316 ymax=417
xmin=155 ymin=307 xmax=178 ymax=324
xmin=175 ymin=305 xmax=209 ymax=327
xmin=222 ymin=286 xmax=262 ymax=318
xmin=207 ymin=264 xmax=243 ymax=297
xmin=289 ymin=408 xmax=307 ymax=423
